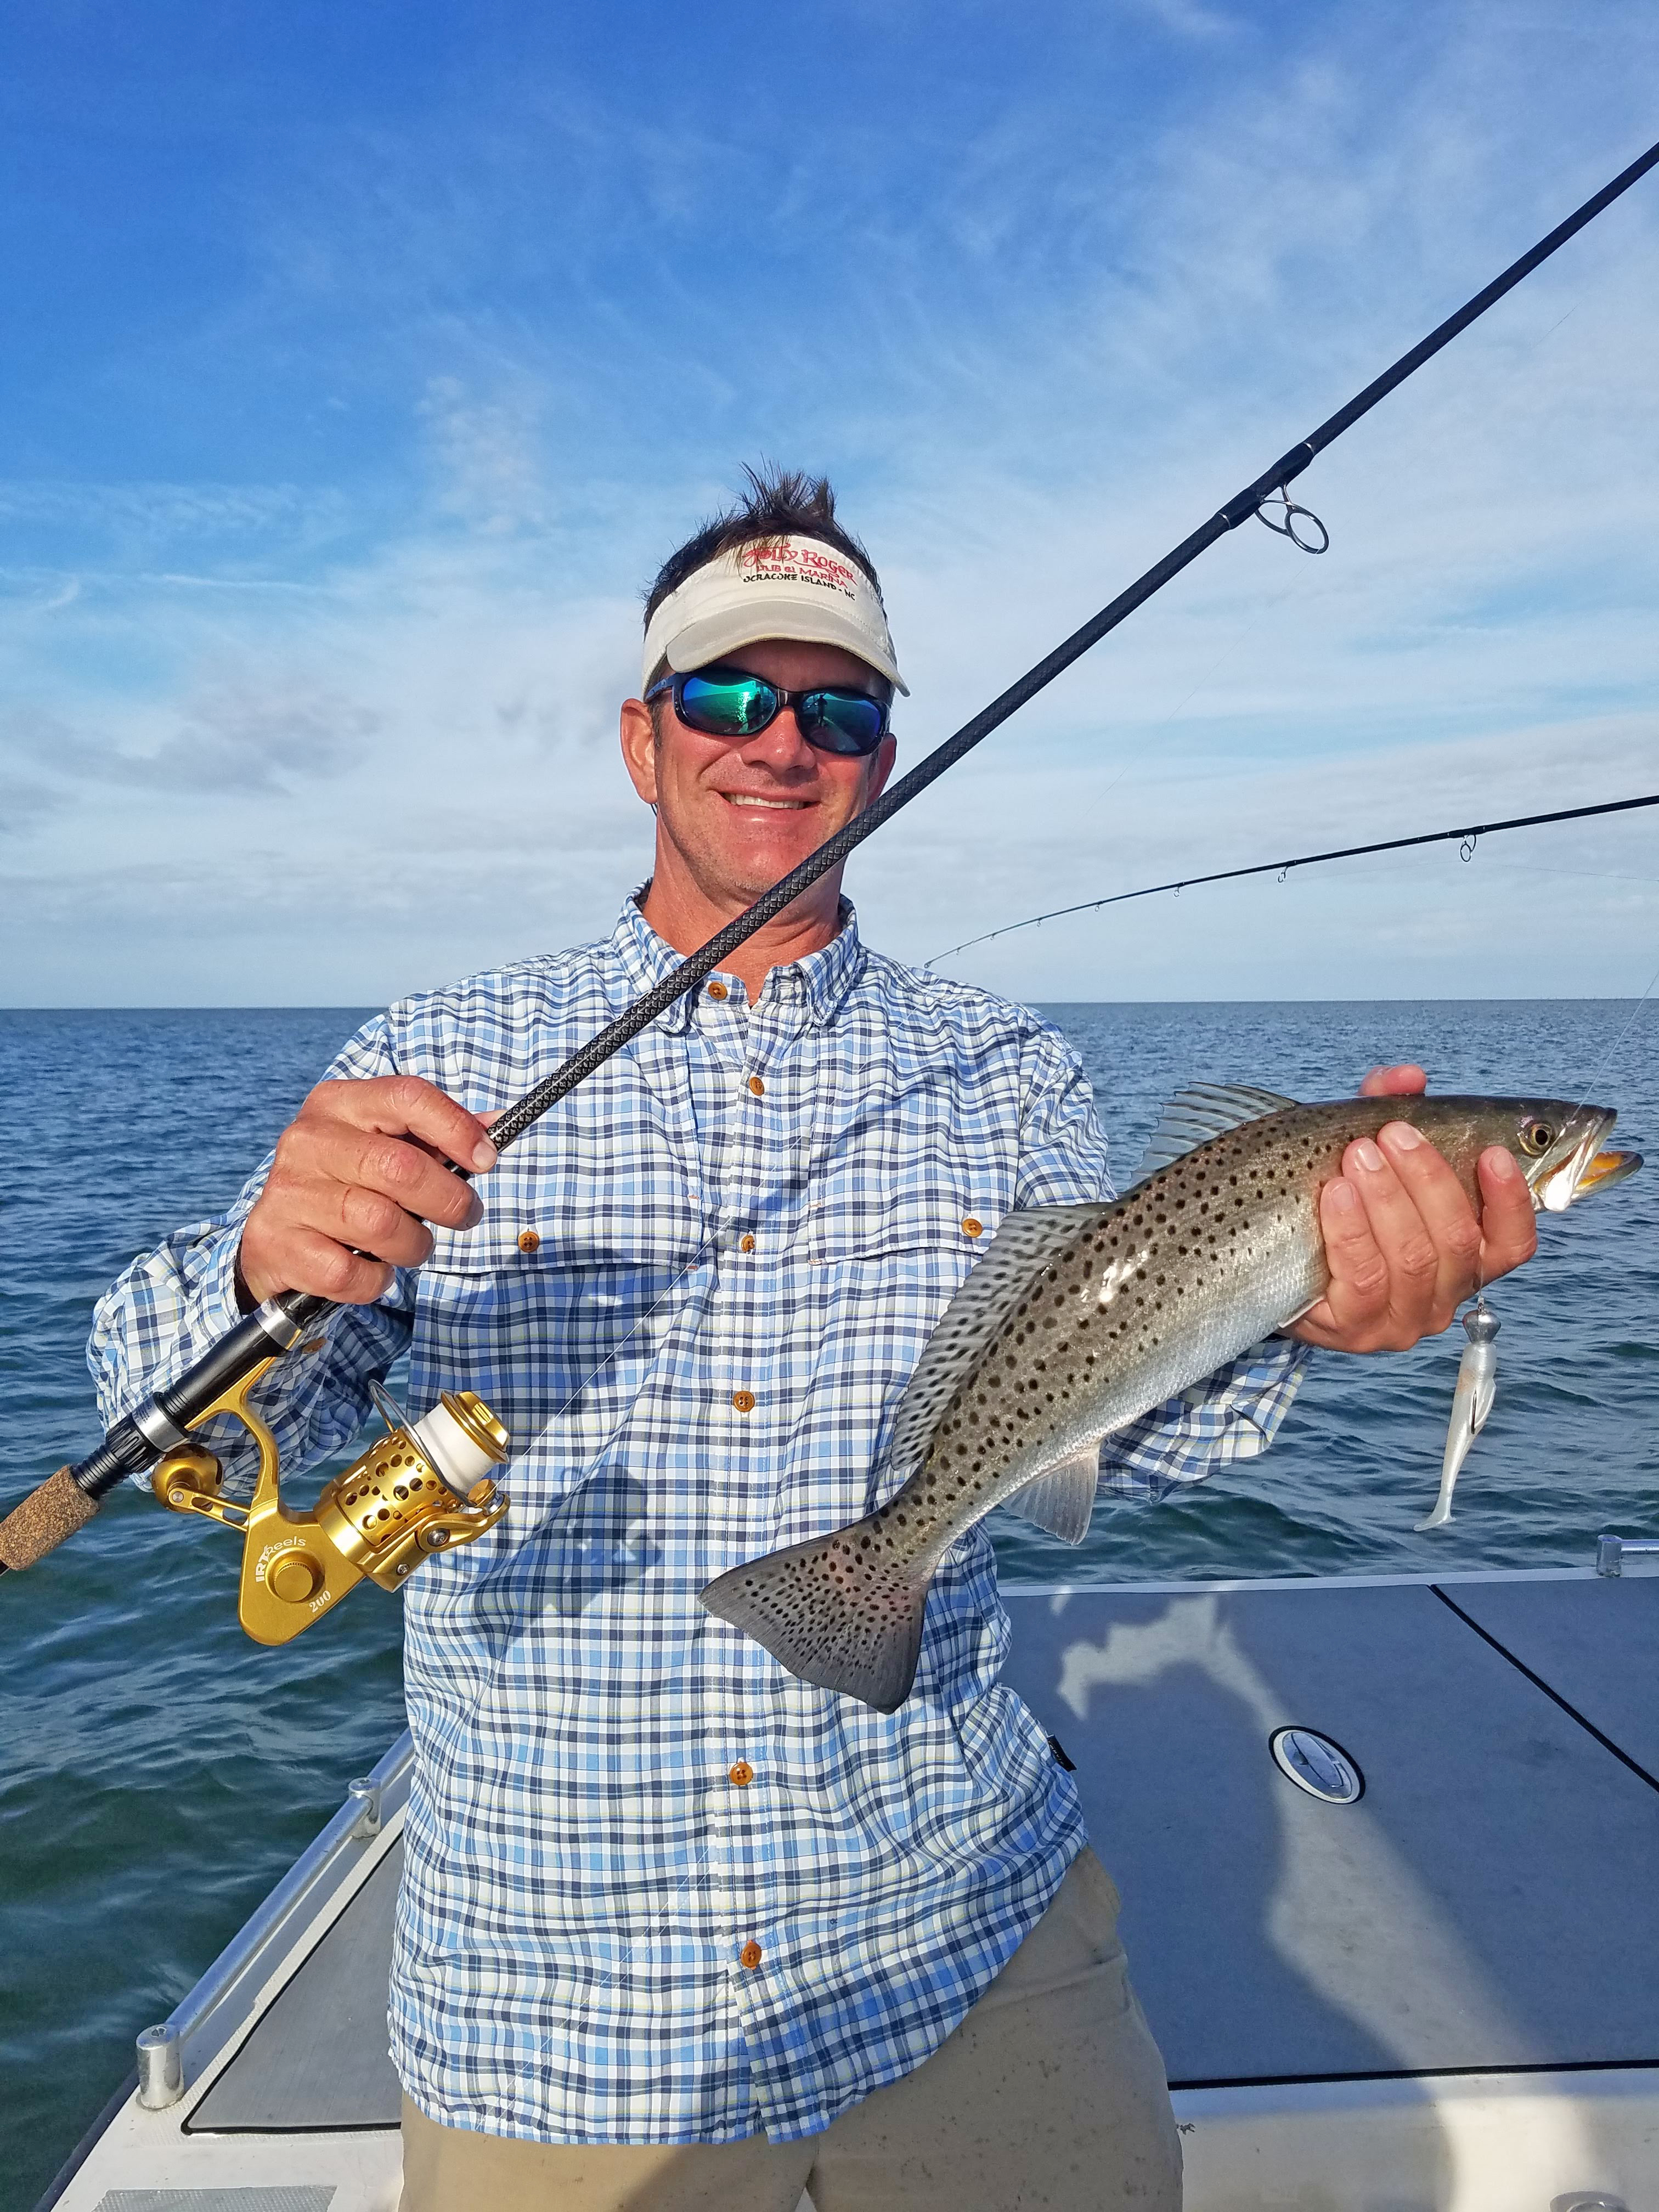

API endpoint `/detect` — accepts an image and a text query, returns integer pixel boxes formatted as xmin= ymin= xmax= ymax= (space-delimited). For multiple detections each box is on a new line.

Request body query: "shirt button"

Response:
xmin=731 ymin=1390 xmax=756 ymax=1414
xmin=517 ymin=1229 xmax=541 ymax=1253
xmin=962 ymin=1217 xmax=984 ymax=1238
xmin=707 ymin=980 xmax=728 ymax=1000
xmin=739 ymin=1234 xmax=755 ymax=1254
xmin=740 ymin=1940 xmax=763 ymax=1970
xmin=747 ymin=1076 xmax=765 ymax=1097
xmin=729 ymin=1761 xmax=754 ymax=1786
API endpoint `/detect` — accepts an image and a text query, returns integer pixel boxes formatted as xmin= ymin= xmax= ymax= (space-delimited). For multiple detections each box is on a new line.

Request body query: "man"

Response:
xmin=92 ymin=469 xmax=1538 ymax=2211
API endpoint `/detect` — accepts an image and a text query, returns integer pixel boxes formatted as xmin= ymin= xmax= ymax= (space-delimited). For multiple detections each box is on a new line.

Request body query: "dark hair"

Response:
xmin=643 ymin=464 xmax=884 ymax=628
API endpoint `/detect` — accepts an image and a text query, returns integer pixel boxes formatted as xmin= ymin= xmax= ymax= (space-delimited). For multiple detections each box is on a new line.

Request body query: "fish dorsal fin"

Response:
xmin=1000 ymin=1444 xmax=1100 ymax=1545
xmin=886 ymin=1201 xmax=1111 ymax=1475
xmin=1132 ymin=1084 xmax=1299 ymax=1184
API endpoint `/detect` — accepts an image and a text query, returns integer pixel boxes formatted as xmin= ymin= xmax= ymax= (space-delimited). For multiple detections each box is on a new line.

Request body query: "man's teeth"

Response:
xmin=727 ymin=795 xmax=808 ymax=809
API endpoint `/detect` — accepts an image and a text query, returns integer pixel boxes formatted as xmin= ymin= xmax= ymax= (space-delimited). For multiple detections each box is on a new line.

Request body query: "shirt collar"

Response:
xmin=610 ymin=892 xmax=866 ymax=1034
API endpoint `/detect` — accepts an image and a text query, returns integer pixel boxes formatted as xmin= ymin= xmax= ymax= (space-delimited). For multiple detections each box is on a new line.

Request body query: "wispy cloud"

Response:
xmin=1 ymin=0 xmax=1655 ymax=1004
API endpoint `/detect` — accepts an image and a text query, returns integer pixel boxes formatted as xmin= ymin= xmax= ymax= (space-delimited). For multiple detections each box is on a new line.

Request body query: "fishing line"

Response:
xmin=1572 ymin=949 xmax=1659 ymax=1111
xmin=8 ymin=133 xmax=1659 ymax=1568
xmin=545 ymin=1230 xmax=722 ymax=1430
xmin=926 ymin=790 xmax=1659 ymax=966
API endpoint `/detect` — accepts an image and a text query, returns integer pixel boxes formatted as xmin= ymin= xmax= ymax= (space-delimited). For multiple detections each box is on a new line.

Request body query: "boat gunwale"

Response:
xmin=155 ymin=1729 xmax=413 ymax=2115
xmin=998 ymin=1553 xmax=1659 ymax=1600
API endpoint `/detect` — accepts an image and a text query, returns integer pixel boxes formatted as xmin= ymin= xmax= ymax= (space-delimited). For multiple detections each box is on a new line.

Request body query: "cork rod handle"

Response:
xmin=0 ymin=1468 xmax=100 ymax=1571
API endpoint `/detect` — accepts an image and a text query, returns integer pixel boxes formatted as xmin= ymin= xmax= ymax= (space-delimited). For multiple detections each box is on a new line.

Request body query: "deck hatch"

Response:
xmin=1269 ymin=1726 xmax=1363 ymax=1803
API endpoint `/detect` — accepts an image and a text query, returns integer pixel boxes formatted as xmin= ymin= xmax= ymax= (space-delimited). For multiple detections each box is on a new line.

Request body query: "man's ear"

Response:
xmin=619 ymin=696 xmax=659 ymax=805
xmin=861 ymin=730 xmax=898 ymax=808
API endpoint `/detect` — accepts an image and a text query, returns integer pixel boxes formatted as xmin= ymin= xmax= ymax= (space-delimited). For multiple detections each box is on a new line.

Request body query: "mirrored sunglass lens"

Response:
xmin=679 ymin=672 xmax=778 ymax=735
xmin=803 ymin=692 xmax=885 ymax=753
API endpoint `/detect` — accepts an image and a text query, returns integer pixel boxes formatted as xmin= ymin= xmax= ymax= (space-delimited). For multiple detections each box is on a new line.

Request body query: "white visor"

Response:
xmin=641 ymin=533 xmax=907 ymax=697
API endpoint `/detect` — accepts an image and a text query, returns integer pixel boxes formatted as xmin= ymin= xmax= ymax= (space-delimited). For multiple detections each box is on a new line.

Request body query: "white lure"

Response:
xmin=1415 ymin=1298 xmax=1500 ymax=1531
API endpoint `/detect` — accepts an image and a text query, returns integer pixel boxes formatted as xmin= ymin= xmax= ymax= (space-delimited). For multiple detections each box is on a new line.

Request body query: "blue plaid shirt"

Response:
xmin=91 ymin=898 xmax=1306 ymax=2145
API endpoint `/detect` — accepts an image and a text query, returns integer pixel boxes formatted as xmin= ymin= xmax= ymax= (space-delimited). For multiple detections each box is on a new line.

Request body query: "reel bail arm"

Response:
xmin=148 ymin=1370 xmax=511 ymax=1646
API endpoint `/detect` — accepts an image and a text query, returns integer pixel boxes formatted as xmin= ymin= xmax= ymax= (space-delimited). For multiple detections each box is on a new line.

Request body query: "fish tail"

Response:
xmin=698 ymin=1514 xmax=932 ymax=1713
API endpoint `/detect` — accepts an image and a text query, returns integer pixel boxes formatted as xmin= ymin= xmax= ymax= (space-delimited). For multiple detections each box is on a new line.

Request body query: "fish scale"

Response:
xmin=700 ymin=1087 xmax=1638 ymax=1711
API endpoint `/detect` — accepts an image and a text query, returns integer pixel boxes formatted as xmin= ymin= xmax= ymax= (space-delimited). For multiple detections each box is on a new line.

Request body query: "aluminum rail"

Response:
xmin=133 ymin=1731 xmax=415 ymax=2111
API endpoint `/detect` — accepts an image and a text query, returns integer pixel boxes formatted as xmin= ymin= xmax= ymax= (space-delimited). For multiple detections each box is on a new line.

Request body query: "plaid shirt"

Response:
xmin=91 ymin=898 xmax=1306 ymax=2145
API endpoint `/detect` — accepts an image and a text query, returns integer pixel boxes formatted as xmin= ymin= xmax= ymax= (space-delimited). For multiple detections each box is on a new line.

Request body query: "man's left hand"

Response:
xmin=1285 ymin=1064 xmax=1538 ymax=1354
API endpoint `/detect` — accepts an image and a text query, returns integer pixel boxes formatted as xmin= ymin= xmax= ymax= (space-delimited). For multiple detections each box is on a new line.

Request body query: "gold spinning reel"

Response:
xmin=150 ymin=1362 xmax=510 ymax=1645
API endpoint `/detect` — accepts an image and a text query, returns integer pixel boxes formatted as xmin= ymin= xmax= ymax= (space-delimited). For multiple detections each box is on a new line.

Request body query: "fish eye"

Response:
xmin=1520 ymin=1120 xmax=1555 ymax=1155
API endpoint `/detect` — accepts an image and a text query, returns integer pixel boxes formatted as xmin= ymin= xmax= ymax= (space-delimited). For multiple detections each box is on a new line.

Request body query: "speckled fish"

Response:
xmin=700 ymin=1086 xmax=1640 ymax=1711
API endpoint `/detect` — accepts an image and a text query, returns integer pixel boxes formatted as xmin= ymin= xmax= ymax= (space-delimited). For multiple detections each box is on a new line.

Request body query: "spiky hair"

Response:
xmin=643 ymin=464 xmax=883 ymax=627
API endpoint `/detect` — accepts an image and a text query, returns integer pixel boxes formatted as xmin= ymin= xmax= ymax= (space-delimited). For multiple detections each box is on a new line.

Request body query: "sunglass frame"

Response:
xmin=644 ymin=663 xmax=891 ymax=757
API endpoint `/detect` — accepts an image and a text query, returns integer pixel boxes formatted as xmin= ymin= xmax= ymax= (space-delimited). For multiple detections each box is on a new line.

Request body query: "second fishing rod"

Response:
xmin=2 ymin=130 xmax=1656 ymax=1596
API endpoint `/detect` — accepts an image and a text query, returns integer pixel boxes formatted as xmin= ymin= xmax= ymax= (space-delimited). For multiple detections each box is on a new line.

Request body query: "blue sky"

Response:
xmin=1 ymin=1 xmax=1656 ymax=1005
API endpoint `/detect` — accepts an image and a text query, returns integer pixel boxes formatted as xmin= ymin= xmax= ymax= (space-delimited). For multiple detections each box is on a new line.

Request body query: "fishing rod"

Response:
xmin=929 ymin=791 xmax=1659 ymax=964
xmin=3 ymin=134 xmax=1656 ymax=1634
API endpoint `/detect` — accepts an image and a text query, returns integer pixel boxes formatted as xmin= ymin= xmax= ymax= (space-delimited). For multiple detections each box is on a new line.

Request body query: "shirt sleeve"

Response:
xmin=1011 ymin=1018 xmax=1310 ymax=1504
xmin=87 ymin=1014 xmax=419 ymax=1495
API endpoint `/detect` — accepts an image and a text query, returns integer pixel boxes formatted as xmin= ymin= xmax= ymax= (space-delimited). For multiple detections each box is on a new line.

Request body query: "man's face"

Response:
xmin=619 ymin=637 xmax=897 ymax=911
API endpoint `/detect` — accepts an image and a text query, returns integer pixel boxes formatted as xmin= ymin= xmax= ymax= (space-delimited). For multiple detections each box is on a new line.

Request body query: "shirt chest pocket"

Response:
xmin=795 ymin=1085 xmax=1017 ymax=1266
xmin=417 ymin=1187 xmax=713 ymax=1456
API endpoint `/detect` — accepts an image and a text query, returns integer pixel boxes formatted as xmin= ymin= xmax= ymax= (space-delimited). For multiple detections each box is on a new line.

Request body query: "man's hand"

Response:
xmin=237 ymin=1076 xmax=498 ymax=1307
xmin=1285 ymin=1063 xmax=1538 ymax=1354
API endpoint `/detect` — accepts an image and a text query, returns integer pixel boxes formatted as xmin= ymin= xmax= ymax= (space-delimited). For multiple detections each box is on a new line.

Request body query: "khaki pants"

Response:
xmin=399 ymin=1848 xmax=1182 ymax=2211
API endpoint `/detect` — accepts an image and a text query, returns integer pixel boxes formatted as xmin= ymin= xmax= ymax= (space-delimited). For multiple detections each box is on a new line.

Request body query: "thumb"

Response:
xmin=1359 ymin=1063 xmax=1427 ymax=1098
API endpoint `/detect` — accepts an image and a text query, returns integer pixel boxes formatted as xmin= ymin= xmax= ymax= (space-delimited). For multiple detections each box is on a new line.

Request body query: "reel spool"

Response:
xmin=150 ymin=1361 xmax=510 ymax=1646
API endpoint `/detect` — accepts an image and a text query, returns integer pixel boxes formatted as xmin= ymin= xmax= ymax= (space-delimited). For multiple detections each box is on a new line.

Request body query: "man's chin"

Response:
xmin=710 ymin=831 xmax=829 ymax=893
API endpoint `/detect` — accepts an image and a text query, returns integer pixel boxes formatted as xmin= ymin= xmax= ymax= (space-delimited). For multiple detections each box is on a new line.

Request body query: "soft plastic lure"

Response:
xmin=1415 ymin=1297 xmax=1500 ymax=1531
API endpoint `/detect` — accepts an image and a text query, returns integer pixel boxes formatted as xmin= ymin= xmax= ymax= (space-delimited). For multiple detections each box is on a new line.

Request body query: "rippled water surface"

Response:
xmin=3 ymin=1001 xmax=1655 ymax=2205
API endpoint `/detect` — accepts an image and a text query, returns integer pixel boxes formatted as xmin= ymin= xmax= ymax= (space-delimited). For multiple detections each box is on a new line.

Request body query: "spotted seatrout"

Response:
xmin=700 ymin=1085 xmax=1640 ymax=1711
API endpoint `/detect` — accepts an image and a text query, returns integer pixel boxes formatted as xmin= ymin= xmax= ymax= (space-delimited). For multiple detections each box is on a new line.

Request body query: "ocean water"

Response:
xmin=2 ymin=1000 xmax=1655 ymax=2205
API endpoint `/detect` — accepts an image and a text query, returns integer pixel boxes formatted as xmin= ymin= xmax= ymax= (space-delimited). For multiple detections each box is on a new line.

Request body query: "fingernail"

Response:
xmin=1385 ymin=1121 xmax=1424 ymax=1149
xmin=464 ymin=1192 xmax=485 ymax=1228
xmin=1487 ymin=1145 xmax=1521 ymax=1180
xmin=472 ymin=1139 xmax=498 ymax=1171
xmin=1353 ymin=1139 xmax=1385 ymax=1172
xmin=1327 ymin=1179 xmax=1359 ymax=1213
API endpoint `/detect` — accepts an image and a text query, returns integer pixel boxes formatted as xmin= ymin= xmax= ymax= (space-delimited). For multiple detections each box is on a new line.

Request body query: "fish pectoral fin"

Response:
xmin=1001 ymin=1446 xmax=1101 ymax=1545
xmin=1132 ymin=1084 xmax=1300 ymax=1183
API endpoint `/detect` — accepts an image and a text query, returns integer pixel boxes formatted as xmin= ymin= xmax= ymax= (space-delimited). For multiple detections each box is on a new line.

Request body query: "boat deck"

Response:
xmin=38 ymin=1565 xmax=1659 ymax=2211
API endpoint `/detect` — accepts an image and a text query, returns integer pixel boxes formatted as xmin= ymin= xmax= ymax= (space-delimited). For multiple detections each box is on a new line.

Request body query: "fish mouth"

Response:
xmin=1573 ymin=1147 xmax=1643 ymax=1197
xmin=1530 ymin=1109 xmax=1640 ymax=1212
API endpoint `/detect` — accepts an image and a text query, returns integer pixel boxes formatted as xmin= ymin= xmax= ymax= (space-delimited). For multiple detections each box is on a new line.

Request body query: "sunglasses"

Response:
xmin=644 ymin=662 xmax=891 ymax=757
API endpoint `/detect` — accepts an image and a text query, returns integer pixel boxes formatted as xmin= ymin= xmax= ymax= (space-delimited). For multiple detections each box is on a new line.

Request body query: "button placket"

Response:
xmin=720 ymin=1033 xmax=781 ymax=1414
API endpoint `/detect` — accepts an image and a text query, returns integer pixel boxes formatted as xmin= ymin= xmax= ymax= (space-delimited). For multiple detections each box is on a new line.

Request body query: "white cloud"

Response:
xmin=2 ymin=2 xmax=1656 ymax=1006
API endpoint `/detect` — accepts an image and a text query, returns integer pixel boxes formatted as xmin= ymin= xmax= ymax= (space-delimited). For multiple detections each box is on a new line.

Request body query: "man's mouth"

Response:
xmin=723 ymin=794 xmax=811 ymax=810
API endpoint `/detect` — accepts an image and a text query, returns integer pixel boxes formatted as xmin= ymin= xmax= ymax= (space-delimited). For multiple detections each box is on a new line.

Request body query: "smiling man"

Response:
xmin=92 ymin=468 xmax=1538 ymax=2211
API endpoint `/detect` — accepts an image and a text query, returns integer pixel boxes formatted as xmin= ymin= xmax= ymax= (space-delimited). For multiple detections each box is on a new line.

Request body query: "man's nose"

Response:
xmin=738 ymin=710 xmax=816 ymax=771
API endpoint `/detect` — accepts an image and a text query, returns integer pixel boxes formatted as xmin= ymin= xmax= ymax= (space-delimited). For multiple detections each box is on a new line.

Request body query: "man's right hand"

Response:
xmin=237 ymin=1076 xmax=499 ymax=1307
